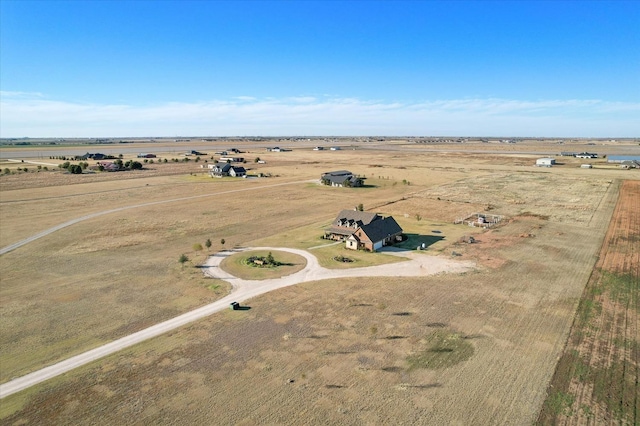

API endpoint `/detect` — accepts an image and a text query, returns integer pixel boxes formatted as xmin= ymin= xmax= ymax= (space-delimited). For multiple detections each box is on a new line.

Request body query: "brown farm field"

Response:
xmin=538 ymin=180 xmax=639 ymax=425
xmin=0 ymin=140 xmax=639 ymax=424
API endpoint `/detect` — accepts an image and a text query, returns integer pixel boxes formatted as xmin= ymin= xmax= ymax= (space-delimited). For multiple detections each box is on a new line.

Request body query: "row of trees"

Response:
xmin=3 ymin=165 xmax=50 ymax=175
xmin=179 ymin=238 xmax=225 ymax=267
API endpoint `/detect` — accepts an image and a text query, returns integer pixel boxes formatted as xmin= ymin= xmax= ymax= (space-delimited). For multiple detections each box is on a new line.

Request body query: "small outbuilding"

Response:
xmin=536 ymin=158 xmax=555 ymax=167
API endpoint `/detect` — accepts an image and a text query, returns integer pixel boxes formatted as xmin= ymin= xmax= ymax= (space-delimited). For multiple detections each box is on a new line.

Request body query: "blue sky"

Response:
xmin=1 ymin=0 xmax=638 ymax=137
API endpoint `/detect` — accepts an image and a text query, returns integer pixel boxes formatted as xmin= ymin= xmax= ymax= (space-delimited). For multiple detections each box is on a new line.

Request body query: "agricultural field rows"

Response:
xmin=538 ymin=180 xmax=639 ymax=425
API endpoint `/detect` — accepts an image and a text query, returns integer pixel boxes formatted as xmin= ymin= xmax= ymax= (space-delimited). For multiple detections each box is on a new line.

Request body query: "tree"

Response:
xmin=357 ymin=203 xmax=364 ymax=211
xmin=68 ymin=164 xmax=82 ymax=174
xmin=178 ymin=253 xmax=189 ymax=268
xmin=205 ymin=239 xmax=212 ymax=251
xmin=220 ymin=238 xmax=226 ymax=247
xmin=266 ymin=251 xmax=275 ymax=265
xmin=130 ymin=161 xmax=143 ymax=170
xmin=193 ymin=243 xmax=203 ymax=252
xmin=254 ymin=157 xmax=261 ymax=163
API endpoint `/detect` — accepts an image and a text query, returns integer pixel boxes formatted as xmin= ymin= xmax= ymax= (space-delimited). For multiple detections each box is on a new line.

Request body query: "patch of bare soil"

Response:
xmin=416 ymin=172 xmax=613 ymax=224
xmin=538 ymin=180 xmax=639 ymax=425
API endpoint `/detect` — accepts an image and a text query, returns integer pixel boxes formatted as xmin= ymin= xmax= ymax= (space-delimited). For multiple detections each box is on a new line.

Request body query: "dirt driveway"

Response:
xmin=203 ymin=246 xmax=475 ymax=294
xmin=0 ymin=246 xmax=472 ymax=399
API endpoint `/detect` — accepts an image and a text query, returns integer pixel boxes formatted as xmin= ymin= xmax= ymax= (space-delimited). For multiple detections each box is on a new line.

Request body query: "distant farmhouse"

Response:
xmin=321 ymin=170 xmax=363 ymax=187
xmin=607 ymin=156 xmax=640 ymax=169
xmin=218 ymin=156 xmax=245 ymax=163
xmin=325 ymin=209 xmax=403 ymax=251
xmin=575 ymin=152 xmax=598 ymax=159
xmin=209 ymin=162 xmax=246 ymax=178
xmin=561 ymin=152 xmax=598 ymax=159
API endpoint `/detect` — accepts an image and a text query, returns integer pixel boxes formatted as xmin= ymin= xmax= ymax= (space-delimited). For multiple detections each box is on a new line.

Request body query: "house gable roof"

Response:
xmin=322 ymin=170 xmax=352 ymax=177
xmin=333 ymin=209 xmax=379 ymax=226
xmin=326 ymin=210 xmax=382 ymax=237
xmin=358 ymin=216 xmax=403 ymax=243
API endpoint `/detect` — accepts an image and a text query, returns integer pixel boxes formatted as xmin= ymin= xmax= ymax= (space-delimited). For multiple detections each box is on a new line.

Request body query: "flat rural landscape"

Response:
xmin=0 ymin=138 xmax=637 ymax=424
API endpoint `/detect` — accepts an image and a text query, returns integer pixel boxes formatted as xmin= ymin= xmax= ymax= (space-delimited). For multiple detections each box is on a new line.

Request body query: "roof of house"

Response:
xmin=231 ymin=166 xmax=246 ymax=173
xmin=334 ymin=209 xmax=380 ymax=226
xmin=322 ymin=170 xmax=353 ymax=177
xmin=212 ymin=163 xmax=232 ymax=172
xmin=608 ymin=155 xmax=640 ymax=162
xmin=327 ymin=209 xmax=381 ymax=236
xmin=359 ymin=216 xmax=403 ymax=243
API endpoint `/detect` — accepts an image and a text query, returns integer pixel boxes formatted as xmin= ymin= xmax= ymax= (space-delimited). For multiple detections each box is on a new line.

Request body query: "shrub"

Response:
xmin=68 ymin=164 xmax=83 ymax=174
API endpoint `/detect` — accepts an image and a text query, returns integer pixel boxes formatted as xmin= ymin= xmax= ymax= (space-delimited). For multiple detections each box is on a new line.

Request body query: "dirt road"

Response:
xmin=0 ymin=246 xmax=473 ymax=398
xmin=0 ymin=179 xmax=312 ymax=255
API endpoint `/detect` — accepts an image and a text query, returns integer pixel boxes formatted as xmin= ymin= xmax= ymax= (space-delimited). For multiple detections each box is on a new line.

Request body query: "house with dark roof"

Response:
xmin=229 ymin=166 xmax=246 ymax=177
xmin=326 ymin=209 xmax=403 ymax=251
xmin=209 ymin=163 xmax=232 ymax=177
xmin=210 ymin=163 xmax=247 ymax=178
xmin=320 ymin=170 xmax=363 ymax=187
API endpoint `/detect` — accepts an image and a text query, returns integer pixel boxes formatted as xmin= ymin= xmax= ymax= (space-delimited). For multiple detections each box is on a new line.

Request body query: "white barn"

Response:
xmin=536 ymin=158 xmax=555 ymax=167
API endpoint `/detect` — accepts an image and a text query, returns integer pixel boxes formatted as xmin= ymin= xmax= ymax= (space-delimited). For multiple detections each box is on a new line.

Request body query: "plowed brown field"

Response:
xmin=538 ymin=180 xmax=639 ymax=425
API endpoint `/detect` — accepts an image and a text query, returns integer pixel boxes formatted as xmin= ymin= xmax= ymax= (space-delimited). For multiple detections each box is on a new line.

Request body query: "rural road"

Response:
xmin=0 ymin=179 xmax=313 ymax=255
xmin=0 ymin=246 xmax=473 ymax=398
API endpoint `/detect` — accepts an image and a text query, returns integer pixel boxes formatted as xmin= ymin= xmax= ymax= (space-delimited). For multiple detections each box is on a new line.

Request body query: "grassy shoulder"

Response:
xmin=310 ymin=245 xmax=408 ymax=269
xmin=219 ymin=250 xmax=307 ymax=280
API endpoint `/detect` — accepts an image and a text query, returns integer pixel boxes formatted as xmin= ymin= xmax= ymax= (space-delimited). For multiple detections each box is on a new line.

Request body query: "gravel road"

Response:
xmin=0 ymin=246 xmax=473 ymax=398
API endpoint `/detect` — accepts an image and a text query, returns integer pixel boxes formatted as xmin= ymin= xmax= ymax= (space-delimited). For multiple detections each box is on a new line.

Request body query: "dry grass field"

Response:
xmin=537 ymin=180 xmax=639 ymax=425
xmin=0 ymin=140 xmax=638 ymax=424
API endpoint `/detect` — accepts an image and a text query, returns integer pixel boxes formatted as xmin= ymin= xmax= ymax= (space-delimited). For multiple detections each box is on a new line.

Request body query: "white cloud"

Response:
xmin=1 ymin=95 xmax=638 ymax=138
xmin=0 ymin=91 xmax=45 ymax=99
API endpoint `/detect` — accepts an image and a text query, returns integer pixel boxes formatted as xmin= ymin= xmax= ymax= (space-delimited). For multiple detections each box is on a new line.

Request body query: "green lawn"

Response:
xmin=309 ymin=244 xmax=408 ymax=269
xmin=220 ymin=250 xmax=306 ymax=280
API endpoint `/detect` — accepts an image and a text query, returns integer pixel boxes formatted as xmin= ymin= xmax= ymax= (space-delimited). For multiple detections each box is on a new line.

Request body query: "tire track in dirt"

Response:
xmin=0 ymin=179 xmax=312 ymax=255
